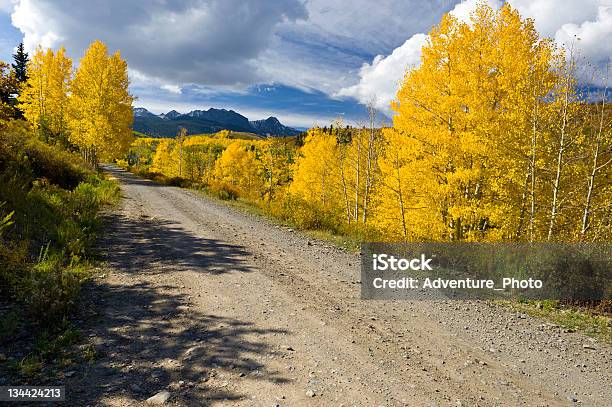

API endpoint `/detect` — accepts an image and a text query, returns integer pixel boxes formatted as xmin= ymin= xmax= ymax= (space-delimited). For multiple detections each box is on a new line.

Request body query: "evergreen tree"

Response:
xmin=12 ymin=43 xmax=29 ymax=83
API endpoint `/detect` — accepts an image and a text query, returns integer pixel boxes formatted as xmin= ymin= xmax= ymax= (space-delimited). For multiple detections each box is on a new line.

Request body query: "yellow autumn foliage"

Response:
xmin=18 ymin=47 xmax=72 ymax=144
xmin=18 ymin=40 xmax=134 ymax=164
xmin=129 ymin=3 xmax=609 ymax=243
xmin=213 ymin=141 xmax=263 ymax=200
xmin=68 ymin=40 xmax=133 ymax=162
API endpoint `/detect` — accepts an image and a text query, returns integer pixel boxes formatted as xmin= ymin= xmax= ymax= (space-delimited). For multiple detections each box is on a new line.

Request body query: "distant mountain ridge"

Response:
xmin=133 ymin=107 xmax=300 ymax=137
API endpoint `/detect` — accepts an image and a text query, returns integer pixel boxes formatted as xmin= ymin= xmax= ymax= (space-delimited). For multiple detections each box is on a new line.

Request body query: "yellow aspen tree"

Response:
xmin=289 ymin=129 xmax=340 ymax=211
xmin=362 ymin=99 xmax=380 ymax=225
xmin=392 ymin=3 xmax=561 ymax=241
xmin=329 ymin=120 xmax=355 ymax=224
xmin=392 ymin=11 xmax=489 ymax=240
xmin=18 ymin=48 xmax=49 ymax=136
xmin=372 ymin=128 xmax=444 ymax=241
xmin=260 ymin=137 xmax=294 ymax=202
xmin=18 ymin=47 xmax=72 ymax=144
xmin=213 ymin=141 xmax=262 ymax=200
xmin=151 ymin=139 xmax=179 ymax=177
xmin=337 ymin=137 xmax=353 ymax=224
xmin=579 ymin=82 xmax=611 ymax=241
xmin=48 ymin=47 xmax=72 ymax=143
xmin=181 ymin=136 xmax=231 ymax=184
xmin=177 ymin=127 xmax=187 ymax=177
xmin=545 ymin=45 xmax=582 ymax=241
xmin=68 ymin=40 xmax=133 ymax=163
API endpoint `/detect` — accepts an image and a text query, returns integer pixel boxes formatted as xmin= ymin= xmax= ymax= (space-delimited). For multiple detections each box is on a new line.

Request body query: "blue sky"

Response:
xmin=1 ymin=0 xmax=609 ymax=128
xmin=0 ymin=11 xmax=20 ymax=62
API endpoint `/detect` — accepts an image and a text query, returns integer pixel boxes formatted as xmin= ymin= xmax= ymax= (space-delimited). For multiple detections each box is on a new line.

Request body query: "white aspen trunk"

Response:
xmin=516 ymin=171 xmax=530 ymax=238
xmin=581 ymin=88 xmax=607 ymax=237
xmin=354 ymin=131 xmax=361 ymax=222
xmin=339 ymin=148 xmax=352 ymax=224
xmin=548 ymin=59 xmax=573 ymax=241
xmin=529 ymin=92 xmax=539 ymax=242
xmin=362 ymin=102 xmax=377 ymax=224
xmin=394 ymin=151 xmax=407 ymax=239
xmin=529 ymin=147 xmax=537 ymax=241
xmin=581 ymin=140 xmax=600 ymax=237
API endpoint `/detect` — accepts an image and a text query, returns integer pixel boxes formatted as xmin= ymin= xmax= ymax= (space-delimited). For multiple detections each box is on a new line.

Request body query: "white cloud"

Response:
xmin=510 ymin=0 xmax=600 ymax=37
xmin=256 ymin=47 xmax=357 ymax=94
xmin=545 ymin=3 xmax=610 ymax=84
xmin=255 ymin=0 xmax=456 ymax=93
xmin=338 ymin=0 xmax=611 ymax=112
xmin=336 ymin=34 xmax=428 ymax=112
xmin=449 ymin=0 xmax=502 ymax=23
xmin=336 ymin=0 xmax=499 ymax=112
xmin=11 ymin=0 xmax=60 ymax=50
xmin=9 ymin=0 xmax=307 ymax=88
xmin=129 ymin=69 xmax=182 ymax=96
xmin=512 ymin=0 xmax=611 ymax=85
xmin=0 ymin=0 xmax=15 ymax=13
xmin=161 ymin=84 xmax=182 ymax=95
xmin=510 ymin=0 xmax=612 ymax=86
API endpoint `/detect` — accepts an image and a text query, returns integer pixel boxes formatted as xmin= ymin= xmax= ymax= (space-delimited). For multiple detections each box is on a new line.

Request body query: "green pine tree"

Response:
xmin=12 ymin=43 xmax=29 ymax=83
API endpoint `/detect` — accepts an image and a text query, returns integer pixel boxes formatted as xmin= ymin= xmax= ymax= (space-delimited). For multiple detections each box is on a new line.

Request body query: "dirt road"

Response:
xmin=68 ymin=165 xmax=610 ymax=406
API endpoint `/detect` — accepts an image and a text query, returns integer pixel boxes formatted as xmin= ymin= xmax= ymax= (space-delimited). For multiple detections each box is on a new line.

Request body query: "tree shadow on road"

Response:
xmin=67 ymin=279 xmax=290 ymax=405
xmin=62 ymin=195 xmax=292 ymax=405
xmin=98 ymin=210 xmax=254 ymax=275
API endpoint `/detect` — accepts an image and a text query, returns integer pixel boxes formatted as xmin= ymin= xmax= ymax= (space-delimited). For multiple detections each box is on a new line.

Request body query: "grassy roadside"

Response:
xmin=500 ymin=300 xmax=611 ymax=344
xmin=122 ymin=165 xmax=611 ymax=345
xmin=0 ymin=120 xmax=120 ymax=383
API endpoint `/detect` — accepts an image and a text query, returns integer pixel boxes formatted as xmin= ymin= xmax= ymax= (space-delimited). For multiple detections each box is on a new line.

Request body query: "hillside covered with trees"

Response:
xmin=128 ymin=4 xmax=610 ymax=244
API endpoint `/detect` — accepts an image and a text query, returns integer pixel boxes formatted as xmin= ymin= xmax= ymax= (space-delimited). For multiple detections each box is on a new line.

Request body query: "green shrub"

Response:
xmin=72 ymin=182 xmax=101 ymax=218
xmin=24 ymin=260 xmax=82 ymax=325
xmin=0 ymin=240 xmax=29 ymax=298
xmin=24 ymin=139 xmax=88 ymax=189
xmin=0 ymin=201 xmax=14 ymax=236
xmin=94 ymin=178 xmax=121 ymax=205
xmin=0 ymin=121 xmax=119 ymax=328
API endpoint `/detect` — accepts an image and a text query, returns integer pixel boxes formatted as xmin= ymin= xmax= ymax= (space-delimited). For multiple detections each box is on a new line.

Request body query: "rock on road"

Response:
xmin=67 ymin=165 xmax=610 ymax=406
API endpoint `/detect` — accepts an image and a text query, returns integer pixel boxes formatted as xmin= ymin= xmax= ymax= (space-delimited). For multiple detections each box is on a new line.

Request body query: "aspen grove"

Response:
xmin=18 ymin=40 xmax=133 ymax=164
xmin=129 ymin=4 xmax=610 ymax=244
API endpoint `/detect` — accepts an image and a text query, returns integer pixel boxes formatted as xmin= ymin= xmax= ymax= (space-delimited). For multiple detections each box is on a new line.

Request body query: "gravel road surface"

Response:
xmin=67 ymin=165 xmax=610 ymax=406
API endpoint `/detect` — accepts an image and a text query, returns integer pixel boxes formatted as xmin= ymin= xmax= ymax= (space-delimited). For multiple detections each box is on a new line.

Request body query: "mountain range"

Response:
xmin=133 ymin=107 xmax=301 ymax=138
